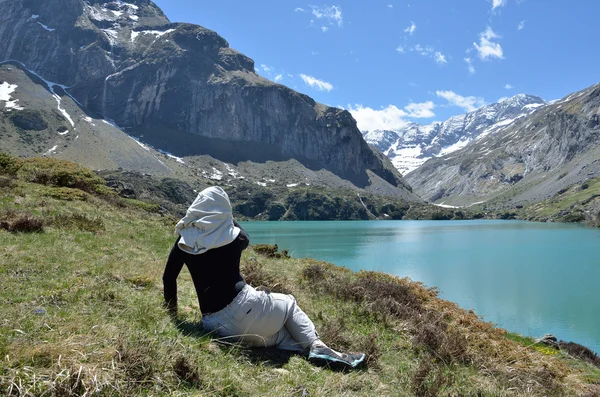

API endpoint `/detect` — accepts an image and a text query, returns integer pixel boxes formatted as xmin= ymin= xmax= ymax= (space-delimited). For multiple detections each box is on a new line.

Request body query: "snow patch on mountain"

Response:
xmin=362 ymin=94 xmax=548 ymax=175
xmin=131 ymin=29 xmax=176 ymax=42
xmin=0 ymin=82 xmax=24 ymax=110
xmin=85 ymin=1 xmax=139 ymax=23
xmin=37 ymin=22 xmax=55 ymax=32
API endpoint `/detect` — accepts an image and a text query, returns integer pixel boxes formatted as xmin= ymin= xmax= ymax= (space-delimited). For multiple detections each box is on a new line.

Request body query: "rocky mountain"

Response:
xmin=363 ymin=94 xmax=547 ymax=175
xmin=0 ymin=0 xmax=413 ymax=196
xmin=404 ymin=83 xmax=600 ymax=207
xmin=0 ymin=63 xmax=175 ymax=174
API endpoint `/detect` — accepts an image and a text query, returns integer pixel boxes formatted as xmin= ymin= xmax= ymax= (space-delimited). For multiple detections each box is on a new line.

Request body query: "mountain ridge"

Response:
xmin=363 ymin=94 xmax=547 ymax=175
xmin=405 ymin=83 xmax=600 ymax=207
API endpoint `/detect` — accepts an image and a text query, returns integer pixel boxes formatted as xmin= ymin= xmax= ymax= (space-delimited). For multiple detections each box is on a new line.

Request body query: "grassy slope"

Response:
xmin=1 ymin=157 xmax=600 ymax=396
xmin=523 ymin=177 xmax=600 ymax=226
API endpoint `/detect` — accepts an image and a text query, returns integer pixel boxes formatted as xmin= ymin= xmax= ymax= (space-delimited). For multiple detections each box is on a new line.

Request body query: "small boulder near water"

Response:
xmin=536 ymin=334 xmax=559 ymax=349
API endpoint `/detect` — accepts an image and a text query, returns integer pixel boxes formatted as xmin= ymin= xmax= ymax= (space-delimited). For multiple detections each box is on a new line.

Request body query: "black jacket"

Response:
xmin=162 ymin=223 xmax=249 ymax=314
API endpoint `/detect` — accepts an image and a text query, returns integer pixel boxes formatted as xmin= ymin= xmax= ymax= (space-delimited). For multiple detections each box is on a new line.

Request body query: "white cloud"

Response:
xmin=464 ymin=57 xmax=475 ymax=74
xmin=414 ymin=44 xmax=432 ymax=56
xmin=348 ymin=102 xmax=435 ymax=131
xmin=396 ymin=45 xmax=405 ymax=54
xmin=310 ymin=5 xmax=343 ymax=27
xmin=321 ymin=26 xmax=329 ymax=32
xmin=405 ymin=101 xmax=435 ymax=118
xmin=436 ymin=90 xmax=486 ymax=112
xmin=387 ymin=4 xmax=393 ymax=8
xmin=295 ymin=7 xmax=305 ymax=12
xmin=434 ymin=52 xmax=447 ymax=64
xmin=404 ymin=21 xmax=416 ymax=35
xmin=505 ymin=84 xmax=513 ymax=89
xmin=517 ymin=20 xmax=526 ymax=30
xmin=261 ymin=64 xmax=273 ymax=72
xmin=274 ymin=74 xmax=283 ymax=82
xmin=300 ymin=74 xmax=333 ymax=92
xmin=348 ymin=104 xmax=408 ymax=131
xmin=491 ymin=0 xmax=506 ymax=10
xmin=412 ymin=45 xmax=448 ymax=65
xmin=473 ymin=26 xmax=504 ymax=60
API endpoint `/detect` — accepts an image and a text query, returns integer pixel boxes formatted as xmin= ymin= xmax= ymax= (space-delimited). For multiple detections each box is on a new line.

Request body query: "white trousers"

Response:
xmin=202 ymin=285 xmax=319 ymax=352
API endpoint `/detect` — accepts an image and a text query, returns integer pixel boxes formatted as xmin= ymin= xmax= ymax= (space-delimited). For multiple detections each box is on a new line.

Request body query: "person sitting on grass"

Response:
xmin=163 ymin=186 xmax=366 ymax=369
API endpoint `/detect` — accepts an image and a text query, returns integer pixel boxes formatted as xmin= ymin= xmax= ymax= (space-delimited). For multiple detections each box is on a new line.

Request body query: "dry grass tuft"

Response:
xmin=173 ymin=355 xmax=202 ymax=388
xmin=411 ymin=357 xmax=451 ymax=397
xmin=317 ymin=316 xmax=352 ymax=352
xmin=51 ymin=368 xmax=87 ymax=397
xmin=241 ymin=257 xmax=293 ymax=294
xmin=0 ymin=210 xmax=44 ymax=233
xmin=412 ymin=313 xmax=470 ymax=364
xmin=116 ymin=339 xmax=156 ymax=386
xmin=302 ymin=264 xmax=425 ymax=322
xmin=353 ymin=333 xmax=381 ymax=369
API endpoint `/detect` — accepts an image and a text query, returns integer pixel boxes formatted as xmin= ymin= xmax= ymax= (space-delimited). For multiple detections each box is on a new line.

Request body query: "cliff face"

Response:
xmin=0 ymin=0 xmax=406 ymax=189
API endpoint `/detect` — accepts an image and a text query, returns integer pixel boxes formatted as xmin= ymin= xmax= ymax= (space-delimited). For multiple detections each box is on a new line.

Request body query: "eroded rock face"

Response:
xmin=1 ymin=0 xmax=406 ymax=189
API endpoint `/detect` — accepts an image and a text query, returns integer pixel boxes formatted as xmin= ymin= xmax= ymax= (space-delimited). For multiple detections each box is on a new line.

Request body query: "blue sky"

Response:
xmin=153 ymin=0 xmax=600 ymax=131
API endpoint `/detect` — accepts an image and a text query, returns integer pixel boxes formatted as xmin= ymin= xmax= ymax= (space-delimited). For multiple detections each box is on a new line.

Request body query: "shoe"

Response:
xmin=308 ymin=345 xmax=366 ymax=369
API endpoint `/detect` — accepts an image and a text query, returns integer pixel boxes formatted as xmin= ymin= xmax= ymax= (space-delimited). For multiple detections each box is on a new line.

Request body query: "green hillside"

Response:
xmin=1 ymin=155 xmax=599 ymax=396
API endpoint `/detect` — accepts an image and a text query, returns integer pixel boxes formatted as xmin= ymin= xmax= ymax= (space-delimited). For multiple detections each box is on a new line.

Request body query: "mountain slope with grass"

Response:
xmin=2 ymin=156 xmax=600 ymax=396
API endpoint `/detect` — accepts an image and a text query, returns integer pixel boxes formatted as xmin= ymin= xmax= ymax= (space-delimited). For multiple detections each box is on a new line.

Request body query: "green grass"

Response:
xmin=524 ymin=177 xmax=600 ymax=222
xmin=1 ymin=157 xmax=600 ymax=396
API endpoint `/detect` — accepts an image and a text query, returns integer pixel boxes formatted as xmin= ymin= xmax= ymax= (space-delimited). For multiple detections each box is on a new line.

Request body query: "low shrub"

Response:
xmin=120 ymin=198 xmax=161 ymax=213
xmin=0 ymin=175 xmax=15 ymax=189
xmin=253 ymin=244 xmax=290 ymax=259
xmin=241 ymin=258 xmax=292 ymax=294
xmin=303 ymin=265 xmax=424 ymax=321
xmin=10 ymin=109 xmax=48 ymax=131
xmin=0 ymin=153 xmax=21 ymax=176
xmin=562 ymin=212 xmax=586 ymax=223
xmin=559 ymin=341 xmax=600 ymax=367
xmin=47 ymin=186 xmax=89 ymax=201
xmin=17 ymin=157 xmax=109 ymax=195
xmin=0 ymin=210 xmax=44 ymax=233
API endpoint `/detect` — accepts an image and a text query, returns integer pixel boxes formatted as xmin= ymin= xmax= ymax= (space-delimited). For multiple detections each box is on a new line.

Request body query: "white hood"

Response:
xmin=175 ymin=186 xmax=241 ymax=255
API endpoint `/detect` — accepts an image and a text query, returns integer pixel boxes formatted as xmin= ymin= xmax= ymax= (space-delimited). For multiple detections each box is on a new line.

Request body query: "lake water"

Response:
xmin=240 ymin=220 xmax=600 ymax=353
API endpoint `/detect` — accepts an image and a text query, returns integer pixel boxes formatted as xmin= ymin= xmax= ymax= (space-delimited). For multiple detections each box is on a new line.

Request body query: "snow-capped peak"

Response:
xmin=362 ymin=94 xmax=547 ymax=175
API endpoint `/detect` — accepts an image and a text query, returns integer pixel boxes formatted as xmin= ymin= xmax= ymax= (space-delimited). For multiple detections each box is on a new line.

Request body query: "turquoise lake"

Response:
xmin=240 ymin=220 xmax=600 ymax=353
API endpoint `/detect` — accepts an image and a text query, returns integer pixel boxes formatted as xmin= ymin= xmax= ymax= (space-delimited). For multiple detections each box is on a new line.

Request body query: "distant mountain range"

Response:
xmin=362 ymin=94 xmax=547 ymax=175
xmin=405 ymin=84 xmax=600 ymax=207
